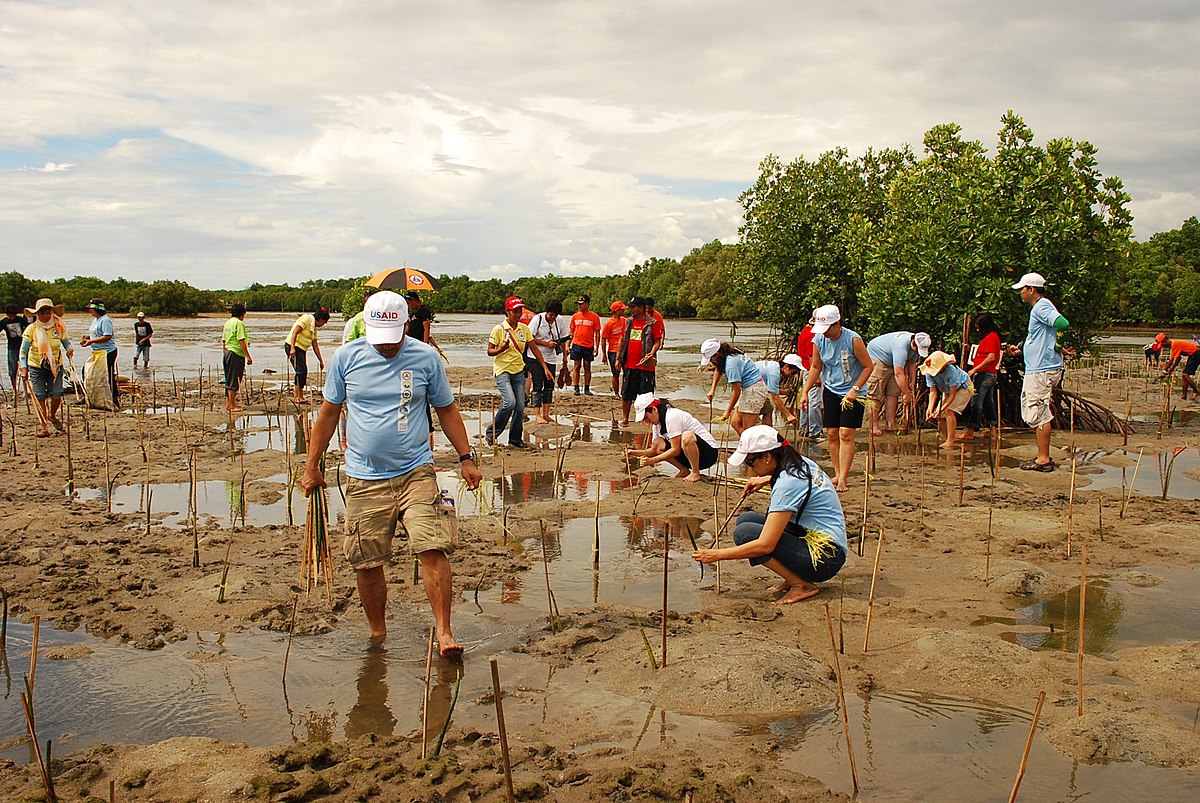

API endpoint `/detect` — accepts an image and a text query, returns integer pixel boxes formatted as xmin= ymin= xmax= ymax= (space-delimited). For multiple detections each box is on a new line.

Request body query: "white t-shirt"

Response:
xmin=662 ymin=407 xmax=719 ymax=448
xmin=529 ymin=313 xmax=568 ymax=363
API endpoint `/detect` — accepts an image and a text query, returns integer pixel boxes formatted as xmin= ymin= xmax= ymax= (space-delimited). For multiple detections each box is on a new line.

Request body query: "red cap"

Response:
xmin=505 ymin=296 xmax=525 ymax=311
xmin=610 ymin=300 xmax=627 ymax=312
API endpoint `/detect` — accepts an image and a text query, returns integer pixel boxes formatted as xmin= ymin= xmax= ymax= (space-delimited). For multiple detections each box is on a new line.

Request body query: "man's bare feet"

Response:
xmin=773 ymin=584 xmax=821 ymax=605
xmin=368 ymin=632 xmax=386 ymax=646
xmin=437 ymin=630 xmax=463 ymax=658
xmin=618 ymin=420 xmax=629 ymax=428
xmin=536 ymin=417 xmax=553 ymax=424
xmin=937 ymin=441 xmax=955 ymax=449
xmin=871 ymin=427 xmax=884 ymax=437
xmin=683 ymin=472 xmax=703 ymax=483
xmin=955 ymin=433 xmax=976 ymax=441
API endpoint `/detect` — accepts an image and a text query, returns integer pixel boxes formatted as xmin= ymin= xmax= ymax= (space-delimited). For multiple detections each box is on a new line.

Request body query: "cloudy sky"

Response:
xmin=1 ymin=1 xmax=1196 ymax=289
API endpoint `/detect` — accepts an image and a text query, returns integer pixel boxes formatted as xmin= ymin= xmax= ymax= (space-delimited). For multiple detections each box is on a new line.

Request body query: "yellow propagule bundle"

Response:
xmin=302 ymin=454 xmax=334 ymax=605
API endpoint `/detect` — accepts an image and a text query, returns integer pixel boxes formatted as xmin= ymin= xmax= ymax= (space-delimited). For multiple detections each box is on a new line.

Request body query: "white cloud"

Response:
xmin=0 ymin=1 xmax=1196 ymax=287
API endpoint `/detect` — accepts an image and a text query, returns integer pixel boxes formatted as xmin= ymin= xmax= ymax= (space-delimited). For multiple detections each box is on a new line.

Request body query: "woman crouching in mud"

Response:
xmin=693 ymin=425 xmax=847 ymax=604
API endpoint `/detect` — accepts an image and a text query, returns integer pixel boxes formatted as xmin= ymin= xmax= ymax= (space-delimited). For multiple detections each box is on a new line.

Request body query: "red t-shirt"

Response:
xmin=796 ymin=326 xmax=815 ymax=370
xmin=972 ymin=331 xmax=1002 ymax=374
xmin=570 ymin=311 xmax=602 ymax=349
xmin=601 ymin=316 xmax=626 ymax=353
xmin=519 ymin=309 xmax=534 ymax=326
xmin=624 ymin=318 xmax=657 ymax=370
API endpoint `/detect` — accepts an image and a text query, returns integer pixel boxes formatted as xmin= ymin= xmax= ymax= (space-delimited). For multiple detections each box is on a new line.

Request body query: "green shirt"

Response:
xmin=223 ymin=317 xmax=248 ymax=357
xmin=343 ymin=312 xmax=366 ymax=343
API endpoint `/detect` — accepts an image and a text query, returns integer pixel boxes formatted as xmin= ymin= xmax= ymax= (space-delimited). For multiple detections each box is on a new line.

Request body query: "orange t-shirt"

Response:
xmin=601 ymin=316 xmax=626 ymax=353
xmin=570 ymin=311 xmax=602 ymax=349
xmin=1169 ymin=339 xmax=1199 ymax=356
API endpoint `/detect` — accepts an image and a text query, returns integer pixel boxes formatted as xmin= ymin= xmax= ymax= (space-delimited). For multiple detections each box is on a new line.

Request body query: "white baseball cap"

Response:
xmin=363 ymin=291 xmax=409 ymax=345
xmin=632 ymin=392 xmax=658 ymax=422
xmin=728 ymin=424 xmax=785 ymax=467
xmin=1011 ymin=272 xmax=1047 ymax=290
xmin=699 ymin=338 xmax=721 ymax=364
xmin=782 ymin=353 xmax=804 ymax=370
xmin=811 ymin=304 xmax=841 ymax=335
xmin=913 ymin=332 xmax=932 ymax=357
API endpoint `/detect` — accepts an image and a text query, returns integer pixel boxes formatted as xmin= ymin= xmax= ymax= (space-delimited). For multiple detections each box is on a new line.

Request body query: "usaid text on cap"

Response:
xmin=369 ymin=310 xmax=403 ymax=321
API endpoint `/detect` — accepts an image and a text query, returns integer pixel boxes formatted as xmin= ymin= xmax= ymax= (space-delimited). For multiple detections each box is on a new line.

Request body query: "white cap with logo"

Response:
xmin=1011 ymin=272 xmax=1047 ymax=290
xmin=699 ymin=338 xmax=721 ymax=364
xmin=811 ymin=304 xmax=841 ymax=335
xmin=727 ymin=424 xmax=786 ymax=467
xmin=913 ymin=332 xmax=932 ymax=357
xmin=363 ymin=291 xmax=409 ymax=345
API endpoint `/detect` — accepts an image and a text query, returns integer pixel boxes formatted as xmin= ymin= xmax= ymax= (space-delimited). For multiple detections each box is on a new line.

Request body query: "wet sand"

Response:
xmin=1 ymin=358 xmax=1199 ymax=801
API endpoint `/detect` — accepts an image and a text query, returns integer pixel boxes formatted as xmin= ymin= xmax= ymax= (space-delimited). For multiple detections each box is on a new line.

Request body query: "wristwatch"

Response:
xmin=458 ymin=452 xmax=475 ymax=463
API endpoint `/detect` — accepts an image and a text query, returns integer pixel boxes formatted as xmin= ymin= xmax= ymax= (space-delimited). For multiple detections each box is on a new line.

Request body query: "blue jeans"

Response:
xmin=488 ymin=371 xmax=525 ymax=445
xmin=803 ymin=372 xmax=824 ymax=437
xmin=733 ymin=511 xmax=846 ymax=583
xmin=968 ymin=372 xmax=998 ymax=429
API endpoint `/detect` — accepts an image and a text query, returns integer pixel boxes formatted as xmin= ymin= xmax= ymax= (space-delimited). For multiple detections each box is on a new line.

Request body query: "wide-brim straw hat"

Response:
xmin=25 ymin=298 xmax=64 ymax=317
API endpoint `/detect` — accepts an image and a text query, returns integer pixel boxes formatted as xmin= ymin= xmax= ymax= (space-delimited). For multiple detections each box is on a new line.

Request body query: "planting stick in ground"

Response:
xmin=488 ymin=657 xmax=516 ymax=803
xmin=823 ymin=602 xmax=859 ymax=794
xmin=539 ymin=521 xmax=557 ymax=633
xmin=661 ymin=522 xmax=670 ymax=668
xmin=64 ymin=403 xmax=74 ymax=495
xmin=1008 ymin=691 xmax=1046 ymax=803
xmin=1123 ymin=386 xmax=1131 ymax=447
xmin=421 ymin=625 xmax=435 ymax=759
xmin=30 ymin=615 xmax=40 ymax=701
xmin=862 ymin=528 xmax=884 ymax=652
xmin=1067 ymin=457 xmax=1078 ymax=558
xmin=634 ymin=613 xmax=658 ymax=669
xmin=19 ymin=692 xmax=56 ymax=803
xmin=102 ymin=419 xmax=112 ymax=513
xmin=282 ymin=594 xmax=299 ymax=688
xmin=593 ymin=479 xmax=601 ymax=568
xmin=0 ymin=585 xmax=7 ymax=654
xmin=859 ymin=454 xmax=870 ymax=557
xmin=434 ymin=669 xmax=462 ymax=756
xmin=217 ymin=537 xmax=233 ymax=603
xmin=957 ymin=443 xmax=966 ymax=507
xmin=145 ymin=490 xmax=153 ymax=537
xmin=713 ymin=485 xmax=753 ymax=543
xmin=1120 ymin=447 xmax=1145 ymax=518
xmin=1078 ymin=544 xmax=1087 ymax=717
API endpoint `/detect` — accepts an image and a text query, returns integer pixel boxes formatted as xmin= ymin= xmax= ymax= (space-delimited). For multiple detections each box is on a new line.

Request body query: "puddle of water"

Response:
xmin=999 ymin=565 xmax=1200 ymax=655
xmin=1128 ymin=409 xmax=1200 ymax=426
xmin=769 ymin=689 xmax=1200 ymax=800
xmin=1076 ymin=448 xmax=1200 ymax=500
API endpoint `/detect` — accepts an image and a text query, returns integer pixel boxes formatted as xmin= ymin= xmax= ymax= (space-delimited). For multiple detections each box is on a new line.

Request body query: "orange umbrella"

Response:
xmin=365 ymin=267 xmax=441 ymax=292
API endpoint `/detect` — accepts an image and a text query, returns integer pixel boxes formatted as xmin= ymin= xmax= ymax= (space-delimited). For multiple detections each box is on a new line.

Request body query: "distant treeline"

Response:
xmin=1109 ymin=216 xmax=1200 ymax=327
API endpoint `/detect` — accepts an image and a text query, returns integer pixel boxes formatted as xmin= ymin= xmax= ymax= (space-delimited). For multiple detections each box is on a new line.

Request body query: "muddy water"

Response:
xmin=1075 ymin=447 xmax=1200 ymax=500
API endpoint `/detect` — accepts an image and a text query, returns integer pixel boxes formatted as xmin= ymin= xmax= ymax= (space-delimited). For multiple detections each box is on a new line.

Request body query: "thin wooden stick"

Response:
xmin=957 ymin=443 xmax=966 ymax=507
xmin=823 ymin=602 xmax=859 ymax=794
xmin=489 ymin=658 xmax=516 ymax=803
xmin=661 ymin=522 xmax=670 ymax=668
xmin=1120 ymin=447 xmax=1145 ymax=518
xmin=281 ymin=594 xmax=299 ymax=686
xmin=592 ymin=479 xmax=601 ymax=568
xmin=1008 ymin=691 xmax=1046 ymax=803
xmin=1077 ymin=544 xmax=1087 ymax=717
xmin=29 ymin=615 xmax=40 ymax=701
xmin=539 ymin=520 xmax=556 ymax=633
xmin=862 ymin=528 xmax=884 ymax=652
xmin=421 ymin=625 xmax=435 ymax=759
xmin=19 ymin=691 xmax=56 ymax=803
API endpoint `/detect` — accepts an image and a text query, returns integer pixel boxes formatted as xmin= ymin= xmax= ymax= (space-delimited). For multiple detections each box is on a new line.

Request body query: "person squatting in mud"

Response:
xmin=625 ymin=392 xmax=721 ymax=483
xmin=693 ymin=425 xmax=848 ymax=604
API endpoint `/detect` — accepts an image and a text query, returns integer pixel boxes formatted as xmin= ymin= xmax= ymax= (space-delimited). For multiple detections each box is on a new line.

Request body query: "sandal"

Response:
xmin=50 ymin=417 xmax=64 ymax=432
xmin=1019 ymin=459 xmax=1055 ymax=472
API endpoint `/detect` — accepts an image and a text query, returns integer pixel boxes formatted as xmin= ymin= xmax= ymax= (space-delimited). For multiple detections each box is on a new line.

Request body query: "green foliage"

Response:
xmin=1110 ymin=216 xmax=1200 ymax=325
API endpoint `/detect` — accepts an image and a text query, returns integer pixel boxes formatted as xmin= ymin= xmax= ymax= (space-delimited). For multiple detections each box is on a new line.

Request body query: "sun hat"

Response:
xmin=86 ymin=297 xmax=106 ymax=312
xmin=137 ymin=311 xmax=146 ymax=318
xmin=363 ymin=291 xmax=409 ymax=345
xmin=609 ymin=300 xmax=626 ymax=312
xmin=811 ymin=304 xmax=840 ymax=335
xmin=782 ymin=353 xmax=804 ymax=370
xmin=727 ymin=424 xmax=785 ymax=467
xmin=25 ymin=298 xmax=64 ymax=317
xmin=632 ymin=392 xmax=659 ymax=422
xmin=913 ymin=332 xmax=932 ymax=357
xmin=1011 ymin=272 xmax=1047 ymax=290
xmin=699 ymin=338 xmax=721 ymax=365
xmin=504 ymin=296 xmax=525 ymax=311
xmin=919 ymin=350 xmax=957 ymax=376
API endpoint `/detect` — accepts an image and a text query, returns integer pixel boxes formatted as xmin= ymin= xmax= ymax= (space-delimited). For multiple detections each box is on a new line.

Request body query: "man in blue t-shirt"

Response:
xmin=1007 ymin=272 xmax=1070 ymax=472
xmin=865 ymin=330 xmax=931 ymax=436
xmin=301 ymin=291 xmax=482 ymax=656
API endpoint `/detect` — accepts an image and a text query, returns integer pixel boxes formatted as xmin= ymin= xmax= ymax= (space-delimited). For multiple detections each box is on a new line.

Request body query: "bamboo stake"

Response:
xmin=862 ymin=528 xmax=884 ymax=652
xmin=592 ymin=479 xmax=601 ymax=568
xmin=64 ymin=403 xmax=74 ymax=495
xmin=957 ymin=443 xmax=965 ymax=507
xmin=281 ymin=594 xmax=299 ymax=687
xmin=1120 ymin=447 xmax=1144 ymax=518
xmin=29 ymin=615 xmax=40 ymax=701
xmin=217 ymin=538 xmax=233 ymax=603
xmin=823 ymin=602 xmax=859 ymax=794
xmin=1077 ymin=544 xmax=1087 ymax=717
xmin=1008 ymin=691 xmax=1046 ymax=803
xmin=661 ymin=522 xmax=670 ymax=668
xmin=421 ymin=625 xmax=435 ymax=759
xmin=19 ymin=691 xmax=56 ymax=803
xmin=489 ymin=657 xmax=516 ymax=803
xmin=539 ymin=521 xmax=556 ymax=633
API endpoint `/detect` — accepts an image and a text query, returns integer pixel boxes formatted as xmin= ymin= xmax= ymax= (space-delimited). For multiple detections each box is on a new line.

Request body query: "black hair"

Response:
xmin=764 ymin=438 xmax=813 ymax=487
xmin=230 ymin=303 xmax=246 ymax=318
xmin=649 ymin=398 xmax=673 ymax=439
xmin=5 ymin=304 xmax=18 ymax=316
xmin=713 ymin=342 xmax=744 ymax=375
xmin=974 ymin=313 xmax=1000 ymax=336
xmin=314 ymin=307 xmax=331 ymax=322
xmin=545 ymin=299 xmax=563 ymax=314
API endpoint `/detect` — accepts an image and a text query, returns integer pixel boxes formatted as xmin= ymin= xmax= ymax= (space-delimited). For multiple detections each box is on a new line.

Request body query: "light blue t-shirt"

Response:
xmin=755 ymin=360 xmax=782 ymax=394
xmin=924 ymin=363 xmax=971 ymax=393
xmin=1024 ymin=297 xmax=1063 ymax=373
xmin=816 ymin=326 xmax=865 ymax=396
xmin=724 ymin=354 xmax=763 ymax=388
xmin=323 ymin=337 xmax=454 ymax=480
xmin=866 ymin=331 xmax=916 ymax=368
xmin=89 ymin=315 xmax=117 ymax=352
xmin=768 ymin=459 xmax=848 ymax=555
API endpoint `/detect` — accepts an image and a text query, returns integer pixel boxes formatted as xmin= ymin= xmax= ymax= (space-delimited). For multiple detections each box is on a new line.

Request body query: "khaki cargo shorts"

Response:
xmin=941 ymin=384 xmax=974 ymax=415
xmin=1021 ymin=369 xmax=1061 ymax=428
xmin=867 ymin=360 xmax=900 ymax=403
xmin=343 ymin=464 xmax=455 ymax=570
xmin=736 ymin=381 xmax=770 ymax=414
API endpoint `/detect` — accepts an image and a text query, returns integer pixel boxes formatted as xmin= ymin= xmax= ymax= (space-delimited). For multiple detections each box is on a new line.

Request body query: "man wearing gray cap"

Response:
xmin=1007 ymin=272 xmax=1069 ymax=471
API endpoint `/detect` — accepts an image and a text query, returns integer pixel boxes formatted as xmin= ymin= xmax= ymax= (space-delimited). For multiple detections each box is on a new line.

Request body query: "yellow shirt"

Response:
xmin=288 ymin=313 xmax=317 ymax=351
xmin=489 ymin=322 xmax=533 ymax=376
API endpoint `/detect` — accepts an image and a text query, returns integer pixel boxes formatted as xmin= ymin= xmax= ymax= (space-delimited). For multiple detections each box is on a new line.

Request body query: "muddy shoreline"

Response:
xmin=1 ymin=359 xmax=1199 ymax=801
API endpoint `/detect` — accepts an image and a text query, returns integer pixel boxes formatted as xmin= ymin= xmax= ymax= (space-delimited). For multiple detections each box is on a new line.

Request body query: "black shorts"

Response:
xmin=570 ymin=344 xmax=595 ymax=363
xmin=607 ymin=351 xmax=619 ymax=375
xmin=621 ymin=368 xmax=656 ymax=401
xmin=822 ymin=386 xmax=865 ymax=430
xmin=1184 ymin=351 xmax=1200 ymax=376
xmin=675 ymin=436 xmax=719 ymax=472
xmin=224 ymin=351 xmax=246 ymax=392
